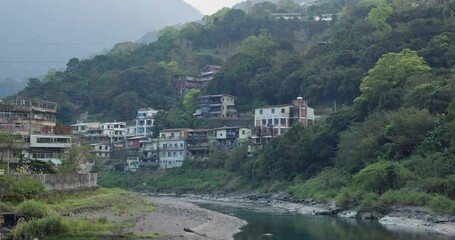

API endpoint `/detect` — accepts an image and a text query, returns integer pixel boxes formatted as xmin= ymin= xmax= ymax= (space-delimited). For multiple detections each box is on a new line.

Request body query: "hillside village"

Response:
xmin=0 ymin=65 xmax=315 ymax=174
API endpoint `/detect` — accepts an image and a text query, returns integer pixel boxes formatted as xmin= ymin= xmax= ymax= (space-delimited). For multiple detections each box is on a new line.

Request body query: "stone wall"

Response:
xmin=12 ymin=173 xmax=97 ymax=192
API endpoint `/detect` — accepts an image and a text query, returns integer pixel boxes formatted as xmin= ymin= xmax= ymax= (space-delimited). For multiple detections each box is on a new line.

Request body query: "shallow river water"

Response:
xmin=191 ymin=200 xmax=455 ymax=240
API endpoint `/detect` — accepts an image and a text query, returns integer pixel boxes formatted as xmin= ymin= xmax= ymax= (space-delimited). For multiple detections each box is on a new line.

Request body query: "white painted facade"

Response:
xmin=159 ymin=129 xmax=189 ymax=169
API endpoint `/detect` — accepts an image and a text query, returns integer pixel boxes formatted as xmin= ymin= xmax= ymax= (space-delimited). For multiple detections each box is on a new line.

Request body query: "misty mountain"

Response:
xmin=0 ymin=0 xmax=202 ymax=97
xmin=233 ymin=0 xmax=310 ymax=10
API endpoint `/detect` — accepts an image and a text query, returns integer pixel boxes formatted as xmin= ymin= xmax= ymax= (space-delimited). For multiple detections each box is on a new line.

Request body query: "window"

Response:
xmin=281 ymin=118 xmax=286 ymax=124
xmin=281 ymin=108 xmax=285 ymax=113
xmin=37 ymin=138 xmax=52 ymax=143
xmin=99 ymin=146 xmax=102 ymax=150
xmin=268 ymin=119 xmax=272 ymax=125
xmin=274 ymin=119 xmax=278 ymax=124
xmin=105 ymin=146 xmax=108 ymax=150
xmin=271 ymin=108 xmax=275 ymax=113
xmin=259 ymin=110 xmax=263 ymax=114
xmin=262 ymin=119 xmax=266 ymax=125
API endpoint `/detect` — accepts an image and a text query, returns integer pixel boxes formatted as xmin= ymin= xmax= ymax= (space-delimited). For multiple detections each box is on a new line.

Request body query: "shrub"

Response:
xmin=289 ymin=168 xmax=351 ymax=200
xmin=353 ymin=161 xmax=413 ymax=194
xmin=335 ymin=187 xmax=367 ymax=208
xmin=17 ymin=200 xmax=49 ymax=218
xmin=404 ymin=153 xmax=455 ymax=178
xmin=11 ymin=216 xmax=68 ymax=240
xmin=0 ymin=175 xmax=15 ymax=201
xmin=380 ymin=190 xmax=431 ymax=206
xmin=428 ymin=195 xmax=455 ymax=214
xmin=14 ymin=177 xmax=45 ymax=200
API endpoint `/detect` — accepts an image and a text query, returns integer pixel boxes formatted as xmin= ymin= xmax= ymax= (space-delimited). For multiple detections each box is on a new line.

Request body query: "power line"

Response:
xmin=0 ymin=61 xmax=68 ymax=64
xmin=0 ymin=42 xmax=118 ymax=46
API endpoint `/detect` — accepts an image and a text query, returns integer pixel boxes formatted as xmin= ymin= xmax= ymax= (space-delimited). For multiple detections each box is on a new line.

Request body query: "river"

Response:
xmin=189 ymin=199 xmax=454 ymax=240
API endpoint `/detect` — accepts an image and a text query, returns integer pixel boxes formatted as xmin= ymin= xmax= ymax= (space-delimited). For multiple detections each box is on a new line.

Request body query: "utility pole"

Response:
xmin=7 ymin=148 xmax=10 ymax=174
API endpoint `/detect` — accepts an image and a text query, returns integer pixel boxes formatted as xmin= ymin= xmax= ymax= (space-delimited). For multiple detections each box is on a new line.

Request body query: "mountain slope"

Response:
xmin=0 ymin=0 xmax=202 ymax=96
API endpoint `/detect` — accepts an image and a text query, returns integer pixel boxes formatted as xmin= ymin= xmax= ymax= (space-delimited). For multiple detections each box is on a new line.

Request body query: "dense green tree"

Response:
xmin=354 ymin=49 xmax=431 ymax=116
xmin=182 ymin=89 xmax=201 ymax=114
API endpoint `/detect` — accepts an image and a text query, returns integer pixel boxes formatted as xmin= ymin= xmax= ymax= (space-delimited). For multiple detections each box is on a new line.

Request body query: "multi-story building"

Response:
xmin=194 ymin=94 xmax=237 ymax=119
xmin=172 ymin=65 xmax=221 ymax=95
xmin=210 ymin=126 xmax=251 ymax=149
xmin=91 ymin=143 xmax=111 ymax=159
xmin=187 ymin=129 xmax=211 ymax=160
xmin=172 ymin=76 xmax=204 ymax=95
xmin=71 ymin=122 xmax=100 ymax=134
xmin=0 ymin=97 xmax=72 ymax=165
xmin=25 ymin=134 xmax=72 ymax=164
xmin=0 ymin=97 xmax=57 ymax=135
xmin=250 ymin=97 xmax=314 ymax=151
xmin=139 ymin=138 xmax=159 ymax=168
xmin=159 ymin=128 xmax=189 ymax=169
xmin=133 ymin=108 xmax=158 ymax=137
xmin=125 ymin=136 xmax=144 ymax=171
xmin=198 ymin=65 xmax=221 ymax=82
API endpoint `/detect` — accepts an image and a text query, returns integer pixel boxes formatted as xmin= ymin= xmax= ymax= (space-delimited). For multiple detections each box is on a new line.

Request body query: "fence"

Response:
xmin=11 ymin=173 xmax=97 ymax=192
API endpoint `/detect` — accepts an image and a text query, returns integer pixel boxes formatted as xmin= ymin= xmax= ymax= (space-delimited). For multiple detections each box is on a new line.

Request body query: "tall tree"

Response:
xmin=354 ymin=49 xmax=431 ymax=115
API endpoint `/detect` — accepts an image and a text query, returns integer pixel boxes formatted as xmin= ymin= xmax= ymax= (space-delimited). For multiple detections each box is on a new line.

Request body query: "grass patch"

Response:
xmin=47 ymin=188 xmax=154 ymax=215
xmin=99 ymin=168 xmax=238 ymax=194
xmin=16 ymin=200 xmax=50 ymax=218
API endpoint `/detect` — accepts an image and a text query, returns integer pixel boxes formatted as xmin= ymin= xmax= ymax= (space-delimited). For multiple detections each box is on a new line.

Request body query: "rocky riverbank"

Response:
xmin=151 ymin=191 xmax=455 ymax=237
xmin=72 ymin=195 xmax=246 ymax=239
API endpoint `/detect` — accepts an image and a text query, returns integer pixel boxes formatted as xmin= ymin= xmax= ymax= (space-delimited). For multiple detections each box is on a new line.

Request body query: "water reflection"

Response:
xmin=194 ymin=201 xmax=453 ymax=240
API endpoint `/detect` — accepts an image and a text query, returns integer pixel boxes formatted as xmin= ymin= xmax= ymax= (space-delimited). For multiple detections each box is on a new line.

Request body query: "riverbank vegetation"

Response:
xmin=0 ymin=175 xmax=156 ymax=239
xmin=14 ymin=0 xmax=455 ymax=215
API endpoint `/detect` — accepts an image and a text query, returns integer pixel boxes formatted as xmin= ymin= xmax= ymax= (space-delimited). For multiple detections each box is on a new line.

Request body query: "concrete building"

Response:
xmin=91 ymin=143 xmax=111 ymax=159
xmin=194 ymin=94 xmax=237 ymax=119
xmin=159 ymin=129 xmax=189 ymax=169
xmin=133 ymin=108 xmax=158 ymax=137
xmin=250 ymin=97 xmax=314 ymax=152
xmin=210 ymin=126 xmax=251 ymax=150
xmin=0 ymin=97 xmax=57 ymax=135
xmin=187 ymin=129 xmax=211 ymax=160
xmin=71 ymin=122 xmax=100 ymax=134
xmin=0 ymin=97 xmax=72 ymax=166
xmin=139 ymin=138 xmax=159 ymax=168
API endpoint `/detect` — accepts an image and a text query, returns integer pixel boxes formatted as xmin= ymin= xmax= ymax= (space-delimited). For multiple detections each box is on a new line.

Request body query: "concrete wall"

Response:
xmin=12 ymin=173 xmax=97 ymax=192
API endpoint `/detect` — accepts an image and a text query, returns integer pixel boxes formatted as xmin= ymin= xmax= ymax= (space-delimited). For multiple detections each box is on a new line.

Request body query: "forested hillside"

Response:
xmin=16 ymin=0 xmax=455 ymax=211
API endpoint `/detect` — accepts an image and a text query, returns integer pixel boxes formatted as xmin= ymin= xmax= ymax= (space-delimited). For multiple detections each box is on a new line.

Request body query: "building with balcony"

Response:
xmin=194 ymin=94 xmax=237 ymax=119
xmin=0 ymin=97 xmax=57 ymax=135
xmin=71 ymin=122 xmax=100 ymax=134
xmin=25 ymin=134 xmax=72 ymax=164
xmin=172 ymin=65 xmax=221 ymax=95
xmin=159 ymin=128 xmax=189 ymax=169
xmin=187 ymin=129 xmax=211 ymax=159
xmin=91 ymin=143 xmax=111 ymax=159
xmin=250 ymin=97 xmax=314 ymax=153
xmin=139 ymin=138 xmax=159 ymax=168
xmin=210 ymin=126 xmax=251 ymax=149
xmin=0 ymin=97 xmax=73 ymax=166
xmin=131 ymin=108 xmax=158 ymax=137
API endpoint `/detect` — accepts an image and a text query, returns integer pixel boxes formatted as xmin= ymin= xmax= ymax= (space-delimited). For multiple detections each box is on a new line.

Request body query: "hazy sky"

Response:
xmin=184 ymin=0 xmax=243 ymax=15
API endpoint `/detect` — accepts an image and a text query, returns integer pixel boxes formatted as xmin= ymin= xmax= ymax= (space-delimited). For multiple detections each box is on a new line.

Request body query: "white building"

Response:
xmin=251 ymin=97 xmax=314 ymax=147
xmin=91 ymin=143 xmax=111 ymax=159
xmin=70 ymin=122 xmax=100 ymax=134
xmin=25 ymin=134 xmax=72 ymax=164
xmin=134 ymin=108 xmax=158 ymax=136
xmin=159 ymin=129 xmax=189 ymax=169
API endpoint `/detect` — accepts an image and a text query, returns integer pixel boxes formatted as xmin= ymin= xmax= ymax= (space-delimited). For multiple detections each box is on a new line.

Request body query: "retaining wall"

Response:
xmin=11 ymin=173 xmax=97 ymax=192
